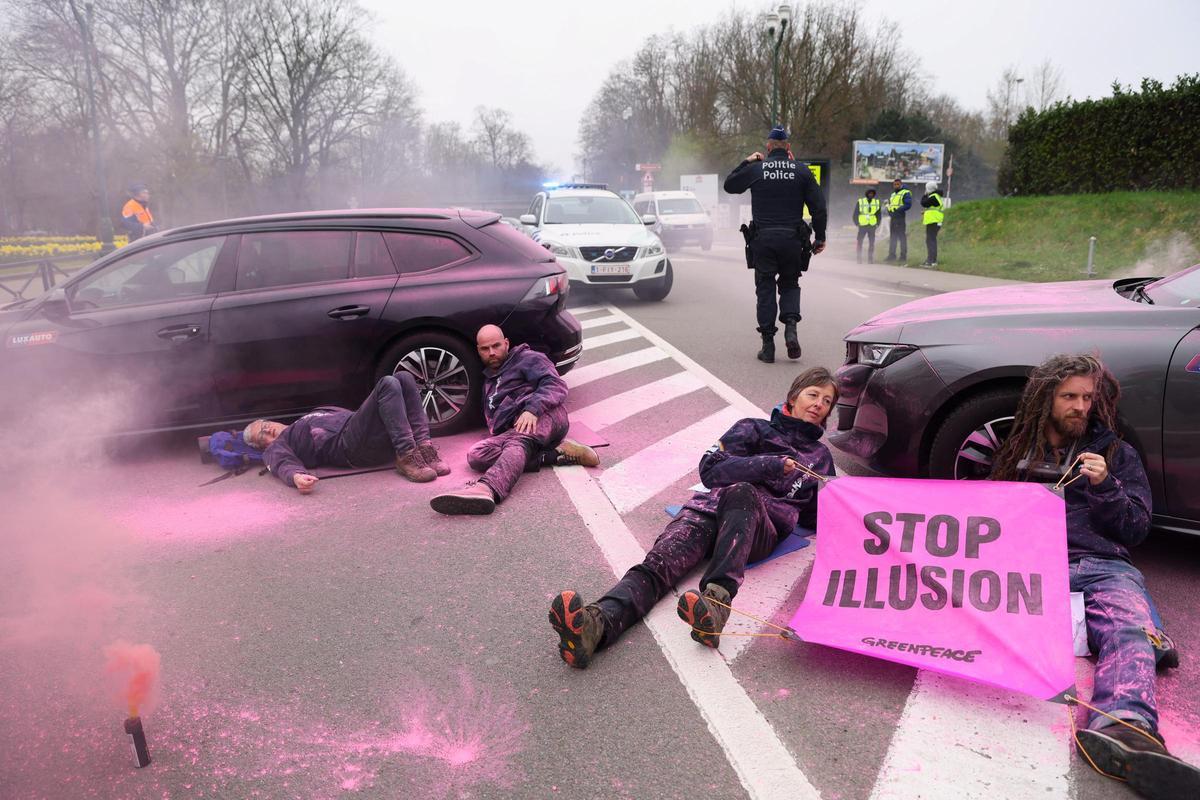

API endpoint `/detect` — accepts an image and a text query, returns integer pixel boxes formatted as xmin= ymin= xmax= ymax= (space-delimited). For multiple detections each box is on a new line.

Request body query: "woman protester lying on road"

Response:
xmin=550 ymin=367 xmax=838 ymax=668
xmin=244 ymin=373 xmax=450 ymax=493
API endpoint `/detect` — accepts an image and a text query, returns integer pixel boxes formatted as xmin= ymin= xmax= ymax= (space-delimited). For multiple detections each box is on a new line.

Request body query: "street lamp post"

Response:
xmin=764 ymin=3 xmax=792 ymax=125
xmin=68 ymin=0 xmax=115 ymax=255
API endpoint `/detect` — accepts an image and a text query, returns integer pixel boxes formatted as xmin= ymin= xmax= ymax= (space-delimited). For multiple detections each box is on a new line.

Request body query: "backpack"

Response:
xmin=207 ymin=430 xmax=265 ymax=471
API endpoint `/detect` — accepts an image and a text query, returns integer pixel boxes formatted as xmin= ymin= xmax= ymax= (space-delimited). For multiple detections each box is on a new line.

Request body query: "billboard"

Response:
xmin=852 ymin=140 xmax=945 ymax=184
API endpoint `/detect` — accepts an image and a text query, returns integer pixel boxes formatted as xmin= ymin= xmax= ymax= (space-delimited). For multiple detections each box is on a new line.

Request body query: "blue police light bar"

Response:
xmin=554 ymin=182 xmax=608 ymax=190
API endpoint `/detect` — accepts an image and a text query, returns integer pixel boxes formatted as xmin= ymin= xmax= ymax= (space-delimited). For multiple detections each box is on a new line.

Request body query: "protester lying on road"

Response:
xmin=245 ymin=373 xmax=449 ymax=494
xmin=989 ymin=354 xmax=1199 ymax=799
xmin=549 ymin=368 xmax=838 ymax=668
xmin=430 ymin=324 xmax=598 ymax=515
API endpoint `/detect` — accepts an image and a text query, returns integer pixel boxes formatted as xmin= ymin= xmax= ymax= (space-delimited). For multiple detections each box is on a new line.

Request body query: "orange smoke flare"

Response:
xmin=103 ymin=641 xmax=161 ymax=718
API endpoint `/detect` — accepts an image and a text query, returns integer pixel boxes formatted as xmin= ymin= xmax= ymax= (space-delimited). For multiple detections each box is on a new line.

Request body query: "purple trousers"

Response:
xmin=595 ymin=482 xmax=779 ymax=648
xmin=467 ymin=405 xmax=569 ymax=501
xmin=1072 ymin=556 xmax=1159 ymax=732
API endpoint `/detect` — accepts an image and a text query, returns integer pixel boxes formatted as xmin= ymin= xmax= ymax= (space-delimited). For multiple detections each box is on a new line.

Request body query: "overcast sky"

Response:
xmin=363 ymin=0 xmax=1199 ymax=173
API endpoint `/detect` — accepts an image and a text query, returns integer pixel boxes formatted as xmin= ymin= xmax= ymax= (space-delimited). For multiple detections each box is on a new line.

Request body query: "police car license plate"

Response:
xmin=590 ymin=264 xmax=631 ymax=275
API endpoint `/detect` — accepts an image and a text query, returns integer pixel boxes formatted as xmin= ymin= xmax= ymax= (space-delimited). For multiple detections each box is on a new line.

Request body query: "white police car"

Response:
xmin=520 ymin=184 xmax=672 ymax=301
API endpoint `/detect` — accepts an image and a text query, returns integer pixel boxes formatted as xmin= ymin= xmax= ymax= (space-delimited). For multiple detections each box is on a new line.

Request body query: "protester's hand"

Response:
xmin=812 ymin=240 xmax=826 ymax=255
xmin=746 ymin=152 xmax=764 ymax=162
xmin=514 ymin=411 xmax=538 ymax=435
xmin=1078 ymin=453 xmax=1108 ymax=486
xmin=783 ymin=457 xmax=800 ymax=473
xmin=294 ymin=473 xmax=319 ymax=494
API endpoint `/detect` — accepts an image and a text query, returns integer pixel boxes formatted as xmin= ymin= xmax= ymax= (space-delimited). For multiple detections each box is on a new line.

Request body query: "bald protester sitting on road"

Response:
xmin=430 ymin=324 xmax=598 ymax=515
xmin=245 ymin=373 xmax=449 ymax=494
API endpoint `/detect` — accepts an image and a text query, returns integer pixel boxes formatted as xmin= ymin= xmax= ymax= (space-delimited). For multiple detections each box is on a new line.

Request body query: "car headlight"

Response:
xmin=857 ymin=343 xmax=917 ymax=367
xmin=643 ymin=242 xmax=664 ymax=257
xmin=543 ymin=242 xmax=573 ymax=257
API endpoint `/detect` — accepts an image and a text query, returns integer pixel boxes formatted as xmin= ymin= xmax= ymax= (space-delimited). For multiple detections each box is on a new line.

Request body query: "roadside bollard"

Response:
xmin=1083 ymin=236 xmax=1097 ymax=277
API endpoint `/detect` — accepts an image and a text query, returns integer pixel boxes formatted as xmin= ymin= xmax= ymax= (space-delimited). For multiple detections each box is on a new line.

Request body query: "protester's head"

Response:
xmin=766 ymin=125 xmax=789 ymax=153
xmin=476 ymin=324 xmax=510 ymax=370
xmin=866 ymin=189 xmax=877 ymax=198
xmin=128 ymin=183 xmax=150 ymax=202
xmin=783 ymin=367 xmax=839 ymax=427
xmin=892 ymin=178 xmax=903 ymax=189
xmin=925 ymin=181 xmax=938 ymax=194
xmin=989 ymin=354 xmax=1121 ymax=480
xmin=244 ymin=419 xmax=287 ymax=449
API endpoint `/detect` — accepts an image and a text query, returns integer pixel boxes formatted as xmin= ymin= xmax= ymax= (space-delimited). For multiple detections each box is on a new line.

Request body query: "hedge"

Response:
xmin=998 ymin=75 xmax=1200 ymax=195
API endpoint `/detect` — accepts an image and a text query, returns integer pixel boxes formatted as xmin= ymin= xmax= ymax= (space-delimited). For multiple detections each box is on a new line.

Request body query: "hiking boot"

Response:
xmin=677 ymin=584 xmax=732 ymax=649
xmin=1075 ymin=722 xmax=1200 ymax=799
xmin=430 ymin=480 xmax=495 ymax=515
xmin=396 ymin=448 xmax=437 ymax=483
xmin=549 ymin=590 xmax=605 ymax=669
xmin=1150 ymin=628 xmax=1180 ymax=671
xmin=418 ymin=441 xmax=450 ymax=476
xmin=554 ymin=439 xmax=600 ymax=467
xmin=756 ymin=334 xmax=775 ymax=364
xmin=783 ymin=322 xmax=801 ymax=360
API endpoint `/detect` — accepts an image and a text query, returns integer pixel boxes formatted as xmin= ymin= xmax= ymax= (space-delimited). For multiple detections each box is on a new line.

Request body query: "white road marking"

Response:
xmin=564 ymin=347 xmax=670 ymax=389
xmin=721 ymin=546 xmax=817 ymax=663
xmin=571 ymin=371 xmax=707 ymax=430
xmin=602 ymin=304 xmax=762 ymax=418
xmin=569 ymin=304 xmax=607 ymax=315
xmin=579 ymin=314 xmax=620 ymax=330
xmin=554 ymin=466 xmax=821 ymax=800
xmin=867 ymin=671 xmax=1070 ymax=800
xmin=844 ymin=288 xmax=869 ymax=299
xmin=859 ymin=288 xmax=919 ymax=298
xmin=599 ymin=406 xmax=746 ymax=514
xmin=582 ymin=327 xmax=642 ymax=350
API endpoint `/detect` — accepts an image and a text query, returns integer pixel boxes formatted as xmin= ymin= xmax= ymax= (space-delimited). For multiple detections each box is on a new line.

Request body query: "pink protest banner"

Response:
xmin=790 ymin=476 xmax=1075 ymax=702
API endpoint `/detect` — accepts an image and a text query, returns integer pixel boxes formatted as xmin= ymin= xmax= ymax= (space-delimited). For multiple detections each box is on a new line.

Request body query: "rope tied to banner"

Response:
xmin=1063 ymin=693 xmax=1167 ymax=782
xmin=1053 ymin=453 xmax=1086 ymax=490
xmin=688 ymin=594 xmax=803 ymax=642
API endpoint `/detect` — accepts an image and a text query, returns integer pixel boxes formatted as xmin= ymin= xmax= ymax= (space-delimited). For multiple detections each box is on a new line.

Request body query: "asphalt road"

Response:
xmin=1 ymin=233 xmax=1197 ymax=800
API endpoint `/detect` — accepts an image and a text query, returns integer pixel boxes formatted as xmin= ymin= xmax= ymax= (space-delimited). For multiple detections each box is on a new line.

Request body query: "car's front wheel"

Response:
xmin=632 ymin=261 xmax=673 ymax=301
xmin=376 ymin=332 xmax=483 ymax=435
xmin=927 ymin=388 xmax=1021 ymax=480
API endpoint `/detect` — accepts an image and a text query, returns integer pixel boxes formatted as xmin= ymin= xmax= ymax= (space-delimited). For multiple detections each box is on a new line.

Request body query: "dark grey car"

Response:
xmin=830 ymin=265 xmax=1200 ymax=535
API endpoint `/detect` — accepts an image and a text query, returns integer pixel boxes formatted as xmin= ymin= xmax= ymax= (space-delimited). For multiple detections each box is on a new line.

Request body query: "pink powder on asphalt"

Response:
xmin=118 ymin=490 xmax=300 ymax=542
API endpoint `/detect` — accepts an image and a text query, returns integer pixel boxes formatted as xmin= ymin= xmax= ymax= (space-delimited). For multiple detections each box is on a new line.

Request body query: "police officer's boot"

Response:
xmin=783 ymin=322 xmax=801 ymax=360
xmin=756 ymin=333 xmax=775 ymax=364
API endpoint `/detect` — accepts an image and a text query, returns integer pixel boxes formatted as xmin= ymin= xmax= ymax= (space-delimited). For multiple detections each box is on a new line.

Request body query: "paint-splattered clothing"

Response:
xmin=264 ymin=374 xmax=430 ymax=487
xmin=685 ymin=408 xmax=835 ymax=537
xmin=467 ymin=405 xmax=569 ymax=501
xmin=595 ymin=411 xmax=833 ymax=647
xmin=482 ymin=344 xmax=568 ymax=436
xmin=1024 ymin=422 xmax=1158 ymax=731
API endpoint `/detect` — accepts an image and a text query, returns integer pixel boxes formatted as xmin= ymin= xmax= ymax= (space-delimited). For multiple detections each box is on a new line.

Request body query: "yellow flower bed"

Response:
xmin=0 ymin=236 xmax=129 ymax=259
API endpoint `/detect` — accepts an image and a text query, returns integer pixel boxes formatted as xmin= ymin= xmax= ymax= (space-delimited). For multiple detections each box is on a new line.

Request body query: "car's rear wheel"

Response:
xmin=928 ymin=388 xmax=1021 ymax=480
xmin=632 ymin=261 xmax=673 ymax=301
xmin=376 ymin=332 xmax=483 ymax=435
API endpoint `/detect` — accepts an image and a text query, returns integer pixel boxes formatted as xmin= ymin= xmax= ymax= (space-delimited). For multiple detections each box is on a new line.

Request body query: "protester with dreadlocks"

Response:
xmin=989 ymin=354 xmax=1199 ymax=799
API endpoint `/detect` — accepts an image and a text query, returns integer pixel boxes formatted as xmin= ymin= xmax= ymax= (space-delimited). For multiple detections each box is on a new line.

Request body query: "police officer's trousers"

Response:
xmin=749 ymin=229 xmax=808 ymax=334
xmin=887 ymin=216 xmax=907 ymax=261
xmin=925 ymin=223 xmax=941 ymax=264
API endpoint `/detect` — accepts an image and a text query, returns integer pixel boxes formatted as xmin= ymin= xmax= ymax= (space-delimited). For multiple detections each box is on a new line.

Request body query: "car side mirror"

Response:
xmin=41 ymin=287 xmax=69 ymax=319
xmin=519 ymin=214 xmax=537 ymax=225
xmin=642 ymin=214 xmax=657 ymax=226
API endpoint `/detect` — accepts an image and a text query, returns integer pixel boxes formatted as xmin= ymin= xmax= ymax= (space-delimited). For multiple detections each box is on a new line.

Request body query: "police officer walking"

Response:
xmin=723 ymin=126 xmax=827 ymax=363
xmin=920 ymin=181 xmax=946 ymax=267
xmin=853 ymin=187 xmax=881 ymax=264
xmin=884 ymin=178 xmax=911 ymax=264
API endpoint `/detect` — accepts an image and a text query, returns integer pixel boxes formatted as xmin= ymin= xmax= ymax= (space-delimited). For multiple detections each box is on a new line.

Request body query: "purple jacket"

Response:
xmin=1025 ymin=422 xmax=1152 ymax=563
xmin=684 ymin=407 xmax=836 ymax=536
xmin=483 ymin=343 xmax=568 ymax=435
xmin=263 ymin=407 xmax=353 ymax=486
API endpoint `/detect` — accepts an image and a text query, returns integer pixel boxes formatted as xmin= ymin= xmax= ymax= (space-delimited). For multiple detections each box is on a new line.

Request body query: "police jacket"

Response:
xmin=684 ymin=407 xmax=836 ymax=536
xmin=1018 ymin=421 xmax=1152 ymax=563
xmin=483 ymin=343 xmax=568 ymax=435
xmin=264 ymin=407 xmax=356 ymax=486
xmin=723 ymin=150 xmax=828 ymax=241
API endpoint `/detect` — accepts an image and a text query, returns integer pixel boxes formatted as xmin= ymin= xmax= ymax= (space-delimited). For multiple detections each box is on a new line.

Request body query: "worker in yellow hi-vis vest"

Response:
xmin=852 ymin=187 xmax=881 ymax=264
xmin=920 ymin=181 xmax=945 ymax=268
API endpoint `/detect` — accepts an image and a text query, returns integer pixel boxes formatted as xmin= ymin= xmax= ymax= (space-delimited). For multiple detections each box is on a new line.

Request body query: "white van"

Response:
xmin=632 ymin=190 xmax=714 ymax=251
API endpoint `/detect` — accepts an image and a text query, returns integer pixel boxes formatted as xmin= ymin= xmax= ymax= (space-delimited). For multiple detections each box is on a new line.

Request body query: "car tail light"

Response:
xmin=522 ymin=273 xmax=568 ymax=303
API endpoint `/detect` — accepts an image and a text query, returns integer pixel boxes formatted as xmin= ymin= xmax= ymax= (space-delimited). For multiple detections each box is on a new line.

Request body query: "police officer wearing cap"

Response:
xmin=723 ymin=126 xmax=827 ymax=363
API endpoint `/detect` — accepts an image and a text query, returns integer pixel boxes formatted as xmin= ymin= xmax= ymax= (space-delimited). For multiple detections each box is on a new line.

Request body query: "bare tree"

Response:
xmin=986 ymin=65 xmax=1026 ymax=138
xmin=1025 ymin=59 xmax=1064 ymax=112
xmin=472 ymin=107 xmax=532 ymax=171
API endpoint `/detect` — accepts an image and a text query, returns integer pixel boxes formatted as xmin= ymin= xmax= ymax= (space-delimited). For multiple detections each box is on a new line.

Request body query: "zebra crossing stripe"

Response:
xmin=582 ymin=327 xmax=642 ymax=350
xmin=564 ymin=347 xmax=670 ymax=389
xmin=572 ymin=371 xmax=707 ymax=430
